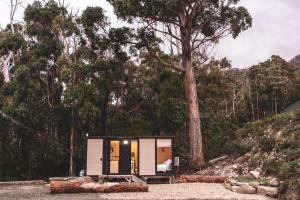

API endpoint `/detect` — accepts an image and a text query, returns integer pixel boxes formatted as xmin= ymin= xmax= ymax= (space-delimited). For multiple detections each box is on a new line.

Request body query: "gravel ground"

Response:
xmin=0 ymin=183 xmax=272 ymax=200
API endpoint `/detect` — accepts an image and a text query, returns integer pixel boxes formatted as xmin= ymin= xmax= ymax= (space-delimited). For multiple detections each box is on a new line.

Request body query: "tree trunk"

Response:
xmin=183 ymin=58 xmax=205 ymax=168
xmin=69 ymin=110 xmax=75 ymax=176
xmin=1 ymin=55 xmax=12 ymax=83
xmin=180 ymin=17 xmax=205 ymax=168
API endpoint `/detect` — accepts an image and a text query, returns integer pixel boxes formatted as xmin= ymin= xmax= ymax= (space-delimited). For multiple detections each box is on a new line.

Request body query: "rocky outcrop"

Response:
xmin=236 ymin=184 xmax=256 ymax=194
xmin=224 ymin=177 xmax=280 ymax=198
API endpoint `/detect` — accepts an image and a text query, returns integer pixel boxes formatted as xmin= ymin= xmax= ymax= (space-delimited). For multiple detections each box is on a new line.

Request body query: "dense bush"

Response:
xmin=258 ymin=136 xmax=276 ymax=152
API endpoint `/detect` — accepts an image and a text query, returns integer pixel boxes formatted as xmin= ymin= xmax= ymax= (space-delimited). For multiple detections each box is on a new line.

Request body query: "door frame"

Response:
xmin=107 ymin=138 xmax=134 ymax=175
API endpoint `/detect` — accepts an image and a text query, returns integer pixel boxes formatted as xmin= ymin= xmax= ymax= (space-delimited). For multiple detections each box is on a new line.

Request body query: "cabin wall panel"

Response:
xmin=139 ymin=139 xmax=156 ymax=175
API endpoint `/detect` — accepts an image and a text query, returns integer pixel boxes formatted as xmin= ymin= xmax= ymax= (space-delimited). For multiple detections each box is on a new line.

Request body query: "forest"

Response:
xmin=0 ymin=0 xmax=300 ymax=182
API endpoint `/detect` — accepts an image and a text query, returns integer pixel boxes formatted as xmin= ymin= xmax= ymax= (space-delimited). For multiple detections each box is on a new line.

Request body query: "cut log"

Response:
xmin=178 ymin=175 xmax=225 ymax=183
xmin=50 ymin=177 xmax=101 ymax=193
xmin=104 ymin=183 xmax=148 ymax=193
xmin=49 ymin=177 xmax=148 ymax=193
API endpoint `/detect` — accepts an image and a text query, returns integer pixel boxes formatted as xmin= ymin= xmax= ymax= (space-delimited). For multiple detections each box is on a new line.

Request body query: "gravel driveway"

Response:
xmin=0 ymin=183 xmax=272 ymax=200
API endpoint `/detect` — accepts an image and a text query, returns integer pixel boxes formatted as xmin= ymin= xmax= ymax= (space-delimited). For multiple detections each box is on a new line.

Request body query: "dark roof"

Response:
xmin=87 ymin=136 xmax=175 ymax=139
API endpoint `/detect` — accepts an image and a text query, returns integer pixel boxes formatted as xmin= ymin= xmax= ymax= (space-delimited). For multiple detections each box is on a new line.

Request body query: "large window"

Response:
xmin=156 ymin=139 xmax=172 ymax=173
xmin=131 ymin=140 xmax=138 ymax=174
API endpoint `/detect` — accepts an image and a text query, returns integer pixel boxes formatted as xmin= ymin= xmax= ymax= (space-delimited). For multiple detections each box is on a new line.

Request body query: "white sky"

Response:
xmin=0 ymin=0 xmax=299 ymax=68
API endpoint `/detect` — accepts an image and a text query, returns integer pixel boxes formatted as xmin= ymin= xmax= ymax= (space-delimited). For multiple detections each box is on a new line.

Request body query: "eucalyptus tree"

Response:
xmin=108 ymin=0 xmax=252 ymax=168
xmin=249 ymin=56 xmax=300 ymax=118
xmin=78 ymin=6 xmax=134 ymax=136
xmin=0 ymin=0 xmax=24 ymax=82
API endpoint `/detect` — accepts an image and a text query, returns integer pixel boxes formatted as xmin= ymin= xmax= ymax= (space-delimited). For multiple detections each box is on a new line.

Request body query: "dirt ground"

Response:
xmin=0 ymin=183 xmax=272 ymax=200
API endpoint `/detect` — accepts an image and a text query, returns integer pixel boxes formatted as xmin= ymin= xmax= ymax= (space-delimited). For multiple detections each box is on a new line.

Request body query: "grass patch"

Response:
xmin=262 ymin=160 xmax=300 ymax=180
xmin=235 ymin=176 xmax=269 ymax=184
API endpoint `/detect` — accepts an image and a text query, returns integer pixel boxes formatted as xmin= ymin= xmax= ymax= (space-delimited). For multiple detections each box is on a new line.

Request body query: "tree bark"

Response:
xmin=69 ymin=109 xmax=75 ymax=176
xmin=1 ymin=55 xmax=12 ymax=83
xmin=184 ymin=60 xmax=205 ymax=168
xmin=180 ymin=15 xmax=206 ymax=168
xmin=178 ymin=175 xmax=225 ymax=183
xmin=50 ymin=177 xmax=148 ymax=193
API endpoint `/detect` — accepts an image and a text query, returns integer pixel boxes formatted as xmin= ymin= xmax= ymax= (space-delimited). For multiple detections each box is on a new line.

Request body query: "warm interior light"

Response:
xmin=123 ymin=140 xmax=129 ymax=145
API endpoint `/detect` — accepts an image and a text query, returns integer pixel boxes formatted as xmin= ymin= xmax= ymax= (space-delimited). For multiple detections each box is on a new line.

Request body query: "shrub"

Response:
xmin=258 ymin=136 xmax=276 ymax=152
xmin=294 ymin=109 xmax=300 ymax=120
xmin=278 ymin=161 xmax=300 ymax=179
xmin=262 ymin=160 xmax=281 ymax=176
xmin=283 ymin=148 xmax=300 ymax=161
xmin=263 ymin=160 xmax=300 ymax=180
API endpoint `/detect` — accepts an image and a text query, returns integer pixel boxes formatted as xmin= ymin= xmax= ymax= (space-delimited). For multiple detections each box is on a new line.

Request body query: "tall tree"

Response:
xmin=108 ymin=0 xmax=252 ymax=168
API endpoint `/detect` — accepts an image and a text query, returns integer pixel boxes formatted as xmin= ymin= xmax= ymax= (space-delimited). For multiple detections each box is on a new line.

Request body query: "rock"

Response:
xmin=224 ymin=182 xmax=232 ymax=190
xmin=269 ymin=179 xmax=279 ymax=187
xmin=236 ymin=184 xmax=256 ymax=194
xmin=250 ymin=170 xmax=260 ymax=179
xmin=257 ymin=186 xmax=278 ymax=198
xmin=249 ymin=182 xmax=260 ymax=188
xmin=231 ymin=186 xmax=239 ymax=193
xmin=287 ymin=194 xmax=299 ymax=200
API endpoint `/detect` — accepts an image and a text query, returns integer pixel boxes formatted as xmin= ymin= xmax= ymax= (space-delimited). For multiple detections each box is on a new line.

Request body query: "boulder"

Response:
xmin=250 ymin=170 xmax=260 ymax=179
xmin=231 ymin=186 xmax=239 ymax=193
xmin=257 ymin=186 xmax=278 ymax=198
xmin=224 ymin=182 xmax=232 ymax=190
xmin=269 ymin=179 xmax=279 ymax=187
xmin=249 ymin=182 xmax=260 ymax=188
xmin=236 ymin=184 xmax=256 ymax=194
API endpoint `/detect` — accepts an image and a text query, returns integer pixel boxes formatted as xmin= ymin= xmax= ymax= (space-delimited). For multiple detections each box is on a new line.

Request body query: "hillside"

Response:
xmin=198 ymin=111 xmax=300 ymax=199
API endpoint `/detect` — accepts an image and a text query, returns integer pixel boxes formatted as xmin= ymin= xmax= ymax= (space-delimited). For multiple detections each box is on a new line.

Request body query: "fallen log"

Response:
xmin=208 ymin=155 xmax=228 ymax=165
xmin=178 ymin=175 xmax=225 ymax=183
xmin=50 ymin=181 xmax=104 ymax=193
xmin=50 ymin=177 xmax=148 ymax=193
xmin=104 ymin=183 xmax=148 ymax=193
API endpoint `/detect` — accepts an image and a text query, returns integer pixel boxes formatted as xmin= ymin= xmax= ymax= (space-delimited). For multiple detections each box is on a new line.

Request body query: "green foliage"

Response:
xmin=203 ymin=119 xmax=240 ymax=159
xmin=262 ymin=160 xmax=300 ymax=180
xmin=0 ymin=32 xmax=25 ymax=55
xmin=249 ymin=55 xmax=300 ymax=119
xmin=258 ymin=136 xmax=276 ymax=152
xmin=236 ymin=176 xmax=269 ymax=184
xmin=262 ymin=160 xmax=281 ymax=176
xmin=283 ymin=148 xmax=300 ymax=161
xmin=108 ymin=0 xmax=252 ymax=39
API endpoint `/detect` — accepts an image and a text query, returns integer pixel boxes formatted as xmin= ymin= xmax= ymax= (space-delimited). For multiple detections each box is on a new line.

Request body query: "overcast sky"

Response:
xmin=0 ymin=0 xmax=299 ymax=68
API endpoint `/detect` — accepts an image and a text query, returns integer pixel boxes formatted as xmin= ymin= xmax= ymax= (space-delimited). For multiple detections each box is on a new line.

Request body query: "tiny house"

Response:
xmin=86 ymin=136 xmax=174 ymax=177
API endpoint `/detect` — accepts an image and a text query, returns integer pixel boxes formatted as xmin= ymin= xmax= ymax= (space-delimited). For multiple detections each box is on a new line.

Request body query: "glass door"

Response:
xmin=109 ymin=140 xmax=120 ymax=174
